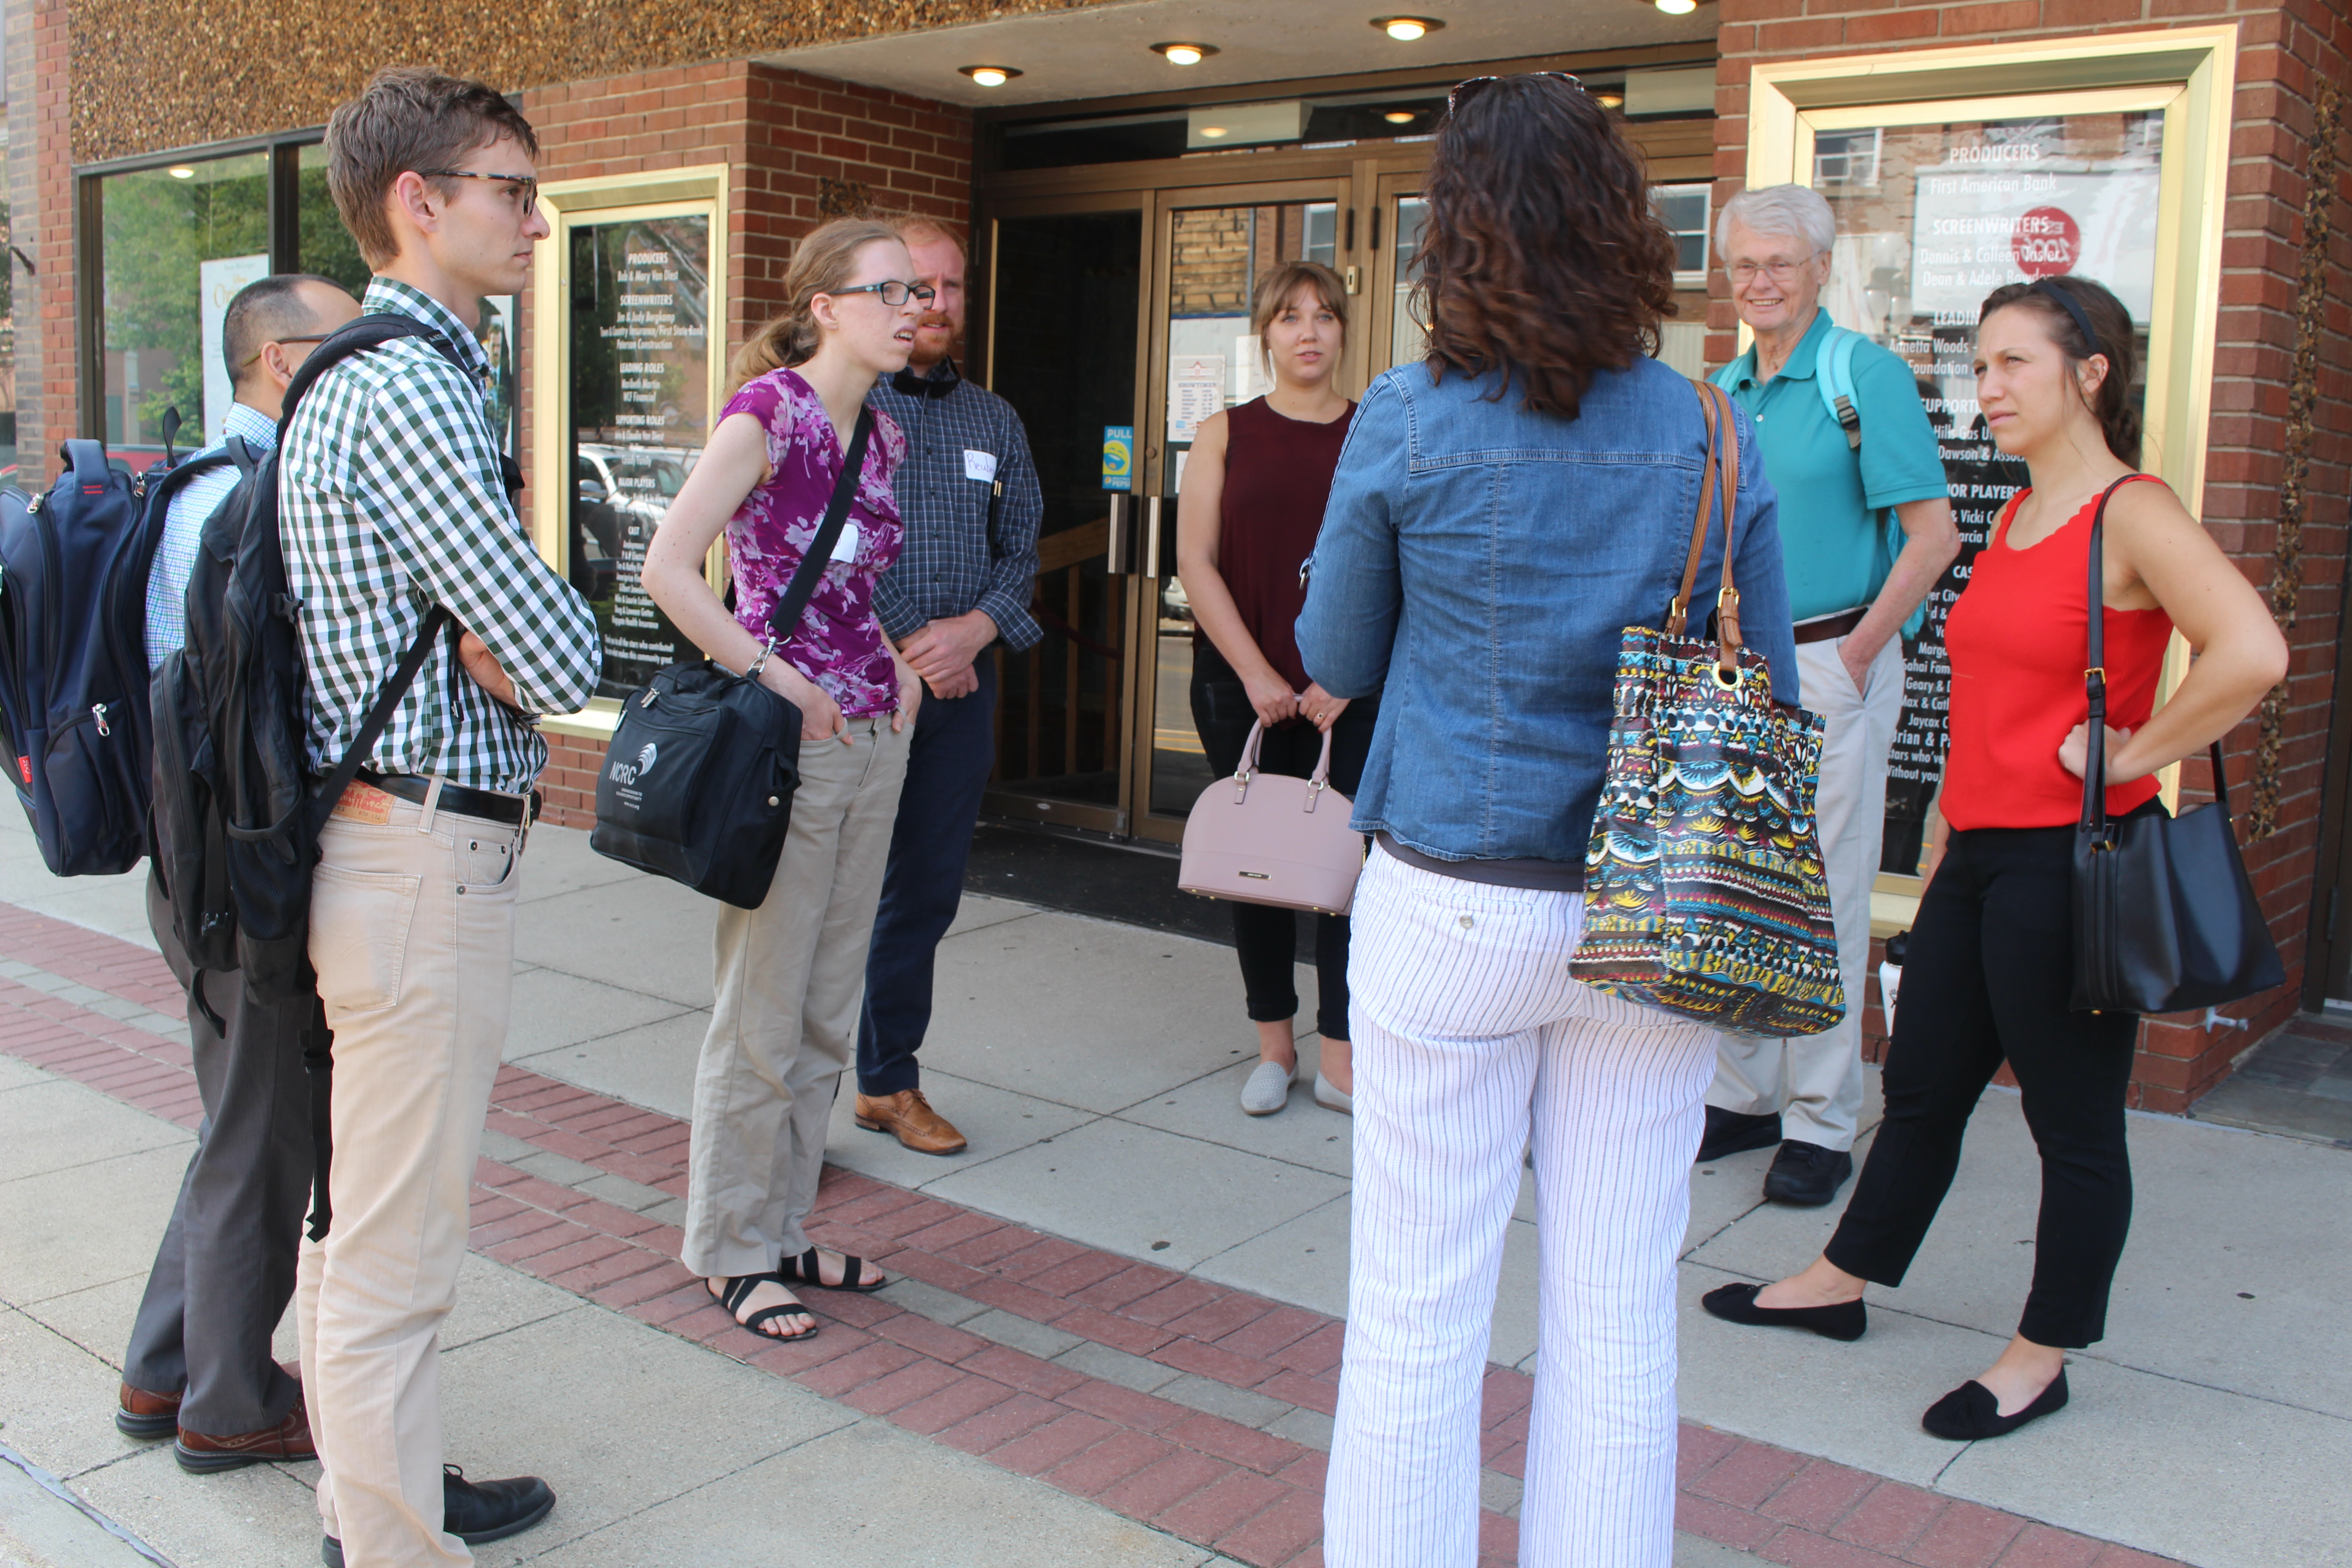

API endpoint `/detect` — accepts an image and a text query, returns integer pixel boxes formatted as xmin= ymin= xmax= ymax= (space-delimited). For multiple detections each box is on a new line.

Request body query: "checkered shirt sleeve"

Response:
xmin=279 ymin=279 xmax=602 ymax=794
xmin=867 ymin=371 xmax=1044 ymax=652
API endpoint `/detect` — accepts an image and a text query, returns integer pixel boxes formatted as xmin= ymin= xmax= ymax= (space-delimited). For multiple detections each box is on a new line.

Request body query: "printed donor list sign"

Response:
xmin=567 ymin=213 xmax=712 ymax=699
xmin=1907 ymin=137 xmax=2161 ymax=323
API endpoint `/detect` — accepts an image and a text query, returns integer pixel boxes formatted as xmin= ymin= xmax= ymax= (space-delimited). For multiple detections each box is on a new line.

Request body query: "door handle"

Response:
xmin=1107 ymin=492 xmax=1133 ymax=575
xmin=1143 ymin=495 xmax=1165 ymax=578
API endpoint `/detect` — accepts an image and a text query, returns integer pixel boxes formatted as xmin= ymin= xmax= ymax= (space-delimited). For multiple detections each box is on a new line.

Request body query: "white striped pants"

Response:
xmin=1326 ymin=846 xmax=1719 ymax=1568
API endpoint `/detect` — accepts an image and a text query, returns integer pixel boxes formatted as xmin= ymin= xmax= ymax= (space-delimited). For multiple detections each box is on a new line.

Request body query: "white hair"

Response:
xmin=1715 ymin=184 xmax=1837 ymax=260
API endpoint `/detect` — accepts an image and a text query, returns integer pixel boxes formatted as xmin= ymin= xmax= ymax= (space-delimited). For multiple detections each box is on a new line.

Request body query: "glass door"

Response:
xmin=981 ymin=199 xmax=1150 ymax=834
xmin=1132 ymin=179 xmax=1353 ymax=843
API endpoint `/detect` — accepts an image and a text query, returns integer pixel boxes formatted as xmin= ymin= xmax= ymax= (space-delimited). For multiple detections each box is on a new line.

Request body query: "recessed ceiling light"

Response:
xmin=1151 ymin=42 xmax=1219 ymax=65
xmin=1594 ymin=91 xmax=1625 ymax=108
xmin=1655 ymin=0 xmax=1698 ymax=13
xmin=167 ymin=166 xmax=196 ymax=179
xmin=1200 ymin=126 xmax=1230 ymax=139
xmin=1372 ymin=15 xmax=1445 ymax=40
xmin=1383 ymin=110 xmax=1419 ymax=124
xmin=959 ymin=64 xmax=1022 ymax=87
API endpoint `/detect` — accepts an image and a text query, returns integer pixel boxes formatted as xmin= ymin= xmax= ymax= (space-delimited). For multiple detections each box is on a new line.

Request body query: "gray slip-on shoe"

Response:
xmin=1240 ymin=1060 xmax=1294 ymax=1115
xmin=1313 ymin=1076 xmax=1352 ymax=1115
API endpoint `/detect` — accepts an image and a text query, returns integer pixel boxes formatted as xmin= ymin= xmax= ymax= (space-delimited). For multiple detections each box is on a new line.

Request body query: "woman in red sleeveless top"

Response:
xmin=1704 ymin=277 xmax=2287 ymax=1439
xmin=1176 ymin=260 xmax=1376 ymax=1119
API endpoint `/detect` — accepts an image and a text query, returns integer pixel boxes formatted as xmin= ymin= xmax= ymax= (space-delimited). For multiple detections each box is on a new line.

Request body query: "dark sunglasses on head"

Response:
xmin=1446 ymin=71 xmax=1585 ymax=118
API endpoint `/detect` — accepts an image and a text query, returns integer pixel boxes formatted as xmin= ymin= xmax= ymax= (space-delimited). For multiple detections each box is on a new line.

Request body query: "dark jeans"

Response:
xmin=1190 ymin=642 xmax=1377 ymax=1041
xmin=858 ymin=656 xmax=999 ymax=1096
xmin=123 ymin=872 xmax=317 ymax=1433
xmin=1824 ymin=814 xmax=2143 ymax=1348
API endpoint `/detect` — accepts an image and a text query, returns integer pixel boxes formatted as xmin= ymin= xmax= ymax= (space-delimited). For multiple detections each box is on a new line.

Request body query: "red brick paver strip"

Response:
xmin=0 ymin=899 xmax=2185 ymax=1568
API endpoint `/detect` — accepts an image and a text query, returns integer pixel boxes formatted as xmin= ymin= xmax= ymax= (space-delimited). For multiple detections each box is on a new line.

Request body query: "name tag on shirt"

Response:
xmin=963 ymin=449 xmax=998 ymax=483
xmin=828 ymin=521 xmax=861 ymax=563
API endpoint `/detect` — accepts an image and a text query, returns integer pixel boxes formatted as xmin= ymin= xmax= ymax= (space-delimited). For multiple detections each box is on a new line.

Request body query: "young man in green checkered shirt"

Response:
xmin=280 ymin=69 xmax=598 ymax=1567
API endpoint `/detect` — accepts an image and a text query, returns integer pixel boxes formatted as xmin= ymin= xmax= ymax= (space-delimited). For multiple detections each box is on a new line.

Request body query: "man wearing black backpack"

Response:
xmin=279 ymin=70 xmax=598 ymax=1568
xmin=118 ymin=273 xmax=361 ymax=1472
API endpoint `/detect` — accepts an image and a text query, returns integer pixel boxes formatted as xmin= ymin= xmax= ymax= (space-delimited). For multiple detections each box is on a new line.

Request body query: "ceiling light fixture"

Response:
xmin=1593 ymin=91 xmax=1625 ymax=108
xmin=1655 ymin=0 xmax=1698 ymax=14
xmin=1371 ymin=15 xmax=1445 ymax=40
xmin=959 ymin=64 xmax=1022 ymax=86
xmin=1200 ymin=126 xmax=1230 ymax=139
xmin=1382 ymin=110 xmax=1419 ymax=124
xmin=167 ymin=165 xmax=196 ymax=179
xmin=1151 ymin=41 xmax=1218 ymax=65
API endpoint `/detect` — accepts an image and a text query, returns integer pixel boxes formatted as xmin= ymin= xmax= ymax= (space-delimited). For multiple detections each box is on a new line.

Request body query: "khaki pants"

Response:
xmin=684 ymin=715 xmax=911 ymax=1279
xmin=1708 ymin=633 xmax=1903 ymax=1152
xmin=295 ymin=787 xmax=524 ymax=1567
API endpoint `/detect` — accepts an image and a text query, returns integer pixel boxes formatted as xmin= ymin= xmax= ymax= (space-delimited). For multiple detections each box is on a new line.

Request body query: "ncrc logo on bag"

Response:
xmin=606 ymin=741 xmax=658 ymax=808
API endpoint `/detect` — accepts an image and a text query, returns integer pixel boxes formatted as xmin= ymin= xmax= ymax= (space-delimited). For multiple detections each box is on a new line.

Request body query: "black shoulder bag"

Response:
xmin=2070 ymin=476 xmax=2283 ymax=1014
xmin=591 ymin=408 xmax=876 ymax=907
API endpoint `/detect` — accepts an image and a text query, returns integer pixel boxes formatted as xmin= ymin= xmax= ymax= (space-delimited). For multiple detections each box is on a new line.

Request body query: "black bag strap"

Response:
xmin=2080 ymin=474 xmax=2226 ymax=841
xmin=762 ymin=407 xmax=876 ymax=652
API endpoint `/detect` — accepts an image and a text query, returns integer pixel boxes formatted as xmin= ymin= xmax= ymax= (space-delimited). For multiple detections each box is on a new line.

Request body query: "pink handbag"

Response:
xmin=1178 ymin=720 xmax=1366 ymax=915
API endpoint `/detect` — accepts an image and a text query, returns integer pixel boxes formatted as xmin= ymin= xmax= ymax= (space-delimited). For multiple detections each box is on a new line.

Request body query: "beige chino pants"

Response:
xmin=1707 ymin=633 xmax=1904 ymax=1152
xmin=683 ymin=714 xmax=911 ymax=1280
xmin=295 ymin=787 xmax=523 ymax=1567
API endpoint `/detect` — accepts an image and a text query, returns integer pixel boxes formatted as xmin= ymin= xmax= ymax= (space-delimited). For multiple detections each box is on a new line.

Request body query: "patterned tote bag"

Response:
xmin=1568 ymin=381 xmax=1846 ymax=1038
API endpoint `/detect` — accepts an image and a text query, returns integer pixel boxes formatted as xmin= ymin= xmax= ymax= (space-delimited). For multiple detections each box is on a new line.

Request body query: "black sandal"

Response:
xmin=776 ymin=1247 xmax=887 ymax=1294
xmin=708 ymin=1274 xmax=819 ymax=1342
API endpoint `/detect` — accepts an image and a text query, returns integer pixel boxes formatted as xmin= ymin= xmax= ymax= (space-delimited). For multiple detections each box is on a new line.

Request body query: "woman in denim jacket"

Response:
xmin=1299 ymin=75 xmax=1799 ymax=1568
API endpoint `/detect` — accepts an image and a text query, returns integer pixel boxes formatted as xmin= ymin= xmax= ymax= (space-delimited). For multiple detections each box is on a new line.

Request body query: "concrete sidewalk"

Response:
xmin=1 ymin=810 xmax=2347 ymax=1567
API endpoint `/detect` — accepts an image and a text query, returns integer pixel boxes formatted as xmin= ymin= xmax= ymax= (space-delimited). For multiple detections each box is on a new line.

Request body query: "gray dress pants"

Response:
xmin=122 ymin=872 xmax=318 ymax=1436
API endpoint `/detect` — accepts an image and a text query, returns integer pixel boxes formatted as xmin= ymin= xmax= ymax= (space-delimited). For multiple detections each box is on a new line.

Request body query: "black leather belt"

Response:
xmin=354 ymin=771 xmax=536 ymax=827
xmin=1792 ymin=607 xmax=1868 ymax=645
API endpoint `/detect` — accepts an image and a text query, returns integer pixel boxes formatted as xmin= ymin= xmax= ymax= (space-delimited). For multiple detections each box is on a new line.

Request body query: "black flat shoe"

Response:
xmin=1764 ymin=1140 xmax=1854 ymax=1207
xmin=1922 ymin=1370 xmax=2068 ymax=1440
xmin=1700 ymin=1281 xmax=1867 ymax=1342
xmin=1697 ymin=1107 xmax=1783 ymax=1163
xmin=321 ymin=1467 xmax=556 ymax=1566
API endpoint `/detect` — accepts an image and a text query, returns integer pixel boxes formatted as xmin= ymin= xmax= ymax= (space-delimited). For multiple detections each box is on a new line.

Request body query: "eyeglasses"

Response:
xmin=236 ymin=333 xmax=330 ymax=370
xmin=1727 ymin=255 xmax=1827 ymax=285
xmin=1446 ymin=71 xmax=1583 ymax=118
xmin=827 ymin=280 xmax=937 ymax=307
xmin=416 ymin=169 xmax=539 ymax=215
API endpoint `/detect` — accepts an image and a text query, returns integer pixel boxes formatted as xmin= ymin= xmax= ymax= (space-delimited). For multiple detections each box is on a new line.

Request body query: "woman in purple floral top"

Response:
xmin=643 ymin=219 xmax=930 ymax=1344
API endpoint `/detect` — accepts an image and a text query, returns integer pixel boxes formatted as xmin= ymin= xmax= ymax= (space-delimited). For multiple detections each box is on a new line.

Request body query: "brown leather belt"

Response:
xmin=353 ymin=771 xmax=537 ymax=827
xmin=1792 ymin=608 xmax=1867 ymax=646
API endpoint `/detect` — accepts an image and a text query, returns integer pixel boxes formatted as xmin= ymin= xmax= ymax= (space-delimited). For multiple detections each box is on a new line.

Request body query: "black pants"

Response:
xmin=1190 ymin=642 xmax=1377 ymax=1041
xmin=123 ymin=872 xmax=317 ymax=1433
xmin=858 ymin=656 xmax=998 ymax=1096
xmin=1824 ymin=815 xmax=2143 ymax=1348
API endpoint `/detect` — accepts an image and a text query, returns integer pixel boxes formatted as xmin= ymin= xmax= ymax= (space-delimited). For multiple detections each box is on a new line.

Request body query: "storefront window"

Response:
xmin=0 ymin=134 xmax=17 ymax=488
xmin=1812 ymin=109 xmax=2162 ymax=875
xmin=296 ymin=142 xmax=370 ymax=297
xmin=99 ymin=153 xmax=270 ymax=461
xmin=566 ymin=211 xmax=711 ymax=699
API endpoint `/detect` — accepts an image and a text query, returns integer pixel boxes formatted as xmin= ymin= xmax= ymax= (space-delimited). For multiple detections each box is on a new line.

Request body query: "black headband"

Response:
xmin=2029 ymin=278 xmax=2102 ymax=359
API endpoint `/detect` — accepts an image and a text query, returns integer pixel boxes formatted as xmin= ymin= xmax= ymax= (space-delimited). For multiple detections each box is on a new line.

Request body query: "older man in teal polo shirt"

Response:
xmin=1699 ymin=184 xmax=1960 ymax=1206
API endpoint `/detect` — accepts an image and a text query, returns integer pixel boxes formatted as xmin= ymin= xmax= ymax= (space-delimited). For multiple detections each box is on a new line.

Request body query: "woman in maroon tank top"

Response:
xmin=1705 ymin=277 xmax=2285 ymax=1441
xmin=1176 ymin=260 xmax=1376 ymax=1119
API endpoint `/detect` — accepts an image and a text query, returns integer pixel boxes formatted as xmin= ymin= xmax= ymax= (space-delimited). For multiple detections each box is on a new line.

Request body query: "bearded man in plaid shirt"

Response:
xmin=279 ymin=69 xmax=598 ymax=1567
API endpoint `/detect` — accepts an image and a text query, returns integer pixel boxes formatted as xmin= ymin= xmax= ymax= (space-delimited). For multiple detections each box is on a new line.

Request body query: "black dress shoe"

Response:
xmin=322 ymin=1465 xmax=555 ymax=1566
xmin=1764 ymin=1140 xmax=1854 ymax=1206
xmin=1700 ymin=1281 xmax=1867 ymax=1341
xmin=1696 ymin=1107 xmax=1783 ymax=1163
xmin=1922 ymin=1369 xmax=2069 ymax=1440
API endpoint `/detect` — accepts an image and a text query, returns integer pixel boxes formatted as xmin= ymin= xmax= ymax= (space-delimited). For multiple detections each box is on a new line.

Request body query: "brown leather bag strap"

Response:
xmin=1705 ymin=382 xmax=1744 ymax=671
xmin=1669 ymin=381 xmax=1724 ymax=636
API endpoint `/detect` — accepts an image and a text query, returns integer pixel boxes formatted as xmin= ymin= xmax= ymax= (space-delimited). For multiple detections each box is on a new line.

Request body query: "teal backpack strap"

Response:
xmin=1816 ymin=324 xmax=1863 ymax=451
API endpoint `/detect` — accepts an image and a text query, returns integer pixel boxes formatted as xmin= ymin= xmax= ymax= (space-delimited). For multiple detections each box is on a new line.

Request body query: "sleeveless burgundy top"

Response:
xmin=1207 ymin=396 xmax=1355 ymax=691
xmin=1940 ymin=477 xmax=2173 ymax=832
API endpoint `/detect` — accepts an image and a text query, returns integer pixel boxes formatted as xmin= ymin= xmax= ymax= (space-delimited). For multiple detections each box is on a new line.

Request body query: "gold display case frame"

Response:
xmin=528 ymin=164 xmax=733 ymax=741
xmin=1744 ymin=27 xmax=2239 ymax=931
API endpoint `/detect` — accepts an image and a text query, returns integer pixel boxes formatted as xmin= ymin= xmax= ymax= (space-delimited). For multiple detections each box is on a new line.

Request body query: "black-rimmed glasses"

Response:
xmin=1446 ymin=70 xmax=1583 ymax=118
xmin=417 ymin=168 xmax=540 ymax=214
xmin=827 ymin=280 xmax=937 ymax=308
xmin=236 ymin=333 xmax=330 ymax=370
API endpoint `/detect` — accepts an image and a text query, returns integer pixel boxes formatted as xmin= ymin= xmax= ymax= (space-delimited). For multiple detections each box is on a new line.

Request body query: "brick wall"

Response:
xmin=1712 ymin=0 xmax=2352 ymax=1109
xmin=518 ymin=62 xmax=974 ymax=829
xmin=24 ymin=0 xmax=73 ymax=463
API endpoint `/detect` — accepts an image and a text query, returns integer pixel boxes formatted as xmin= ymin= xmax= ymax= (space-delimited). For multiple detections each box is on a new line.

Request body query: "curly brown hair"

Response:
xmin=1411 ymin=75 xmax=1678 ymax=420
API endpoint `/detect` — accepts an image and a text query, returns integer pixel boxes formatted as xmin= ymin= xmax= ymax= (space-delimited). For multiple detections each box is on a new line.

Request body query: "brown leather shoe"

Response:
xmin=854 ymin=1088 xmax=967 ymax=1155
xmin=116 ymin=1382 xmax=182 ymax=1440
xmin=175 ymin=1395 xmax=316 ymax=1473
